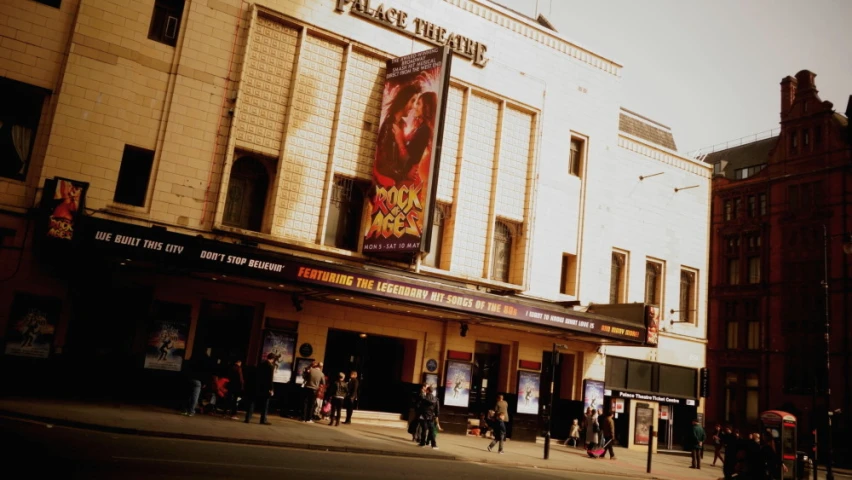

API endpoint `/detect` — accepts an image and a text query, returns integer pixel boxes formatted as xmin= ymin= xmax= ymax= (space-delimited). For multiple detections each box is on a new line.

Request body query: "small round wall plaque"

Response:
xmin=426 ymin=359 xmax=438 ymax=372
xmin=299 ymin=343 xmax=313 ymax=357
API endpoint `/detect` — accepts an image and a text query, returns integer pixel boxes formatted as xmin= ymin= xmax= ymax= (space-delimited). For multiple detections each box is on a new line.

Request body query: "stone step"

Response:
xmin=348 ymin=410 xmax=408 ymax=429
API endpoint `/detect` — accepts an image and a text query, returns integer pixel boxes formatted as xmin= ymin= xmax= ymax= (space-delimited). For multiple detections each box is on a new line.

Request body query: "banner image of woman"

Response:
xmin=583 ymin=379 xmax=605 ymax=415
xmin=260 ymin=330 xmax=296 ymax=384
xmin=4 ymin=293 xmax=60 ymax=358
xmin=364 ymin=47 xmax=452 ymax=254
xmin=645 ymin=304 xmax=660 ymax=346
xmin=143 ymin=302 xmax=190 ymax=371
xmin=516 ymin=370 xmax=541 ymax=415
xmin=443 ymin=360 xmax=471 ymax=407
xmin=43 ymin=177 xmax=88 ymax=241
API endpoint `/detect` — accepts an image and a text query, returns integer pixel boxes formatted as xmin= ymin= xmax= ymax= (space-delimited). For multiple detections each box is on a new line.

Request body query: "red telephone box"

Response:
xmin=760 ymin=410 xmax=797 ymax=480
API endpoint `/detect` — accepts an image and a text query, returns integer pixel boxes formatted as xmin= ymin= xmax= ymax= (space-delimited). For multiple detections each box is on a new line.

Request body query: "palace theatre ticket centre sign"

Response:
xmin=335 ymin=0 xmax=489 ymax=67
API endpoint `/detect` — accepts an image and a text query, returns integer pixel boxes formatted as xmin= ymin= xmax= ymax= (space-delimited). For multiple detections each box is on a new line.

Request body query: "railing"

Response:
xmin=687 ymin=128 xmax=780 ymax=160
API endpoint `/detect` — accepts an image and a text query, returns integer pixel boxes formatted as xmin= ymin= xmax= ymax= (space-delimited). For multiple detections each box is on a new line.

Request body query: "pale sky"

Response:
xmin=493 ymin=0 xmax=852 ymax=155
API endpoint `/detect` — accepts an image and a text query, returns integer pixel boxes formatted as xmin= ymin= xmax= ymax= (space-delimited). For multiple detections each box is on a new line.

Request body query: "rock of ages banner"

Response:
xmin=364 ymin=47 xmax=452 ymax=254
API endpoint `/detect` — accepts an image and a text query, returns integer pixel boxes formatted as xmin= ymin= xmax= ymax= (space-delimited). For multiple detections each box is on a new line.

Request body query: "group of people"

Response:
xmin=299 ymin=362 xmax=359 ymax=427
xmin=179 ymin=353 xmax=247 ymax=420
xmin=704 ymin=424 xmax=787 ymax=480
xmin=407 ymin=383 xmax=442 ymax=449
xmin=565 ymin=408 xmax=617 ymax=460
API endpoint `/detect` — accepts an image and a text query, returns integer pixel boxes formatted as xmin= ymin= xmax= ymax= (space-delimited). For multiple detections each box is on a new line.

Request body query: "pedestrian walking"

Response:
xmin=601 ymin=411 xmax=616 ymax=459
xmin=711 ymin=424 xmax=725 ymax=466
xmin=180 ymin=352 xmax=213 ymax=417
xmin=487 ymin=412 xmax=507 ymax=454
xmin=565 ymin=419 xmax=581 ymax=447
xmin=687 ymin=418 xmax=706 ymax=469
xmin=244 ymin=353 xmax=275 ymax=425
xmin=343 ymin=370 xmax=359 ymax=424
xmin=417 ymin=385 xmax=439 ymax=449
xmin=327 ymin=372 xmax=347 ymax=426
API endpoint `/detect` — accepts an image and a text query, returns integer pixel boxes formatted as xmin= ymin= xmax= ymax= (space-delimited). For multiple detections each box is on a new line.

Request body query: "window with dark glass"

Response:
xmin=569 ymin=138 xmax=583 ymax=177
xmin=679 ymin=269 xmax=697 ymax=322
xmin=815 ymin=126 xmax=822 ymax=145
xmin=35 ymin=0 xmax=61 ymax=8
xmin=422 ymin=204 xmax=448 ymax=268
xmin=560 ymin=253 xmax=578 ymax=296
xmin=788 ymin=184 xmax=799 ymax=212
xmin=491 ymin=220 xmax=514 ymax=283
xmin=747 ymin=321 xmax=760 ymax=350
xmin=658 ymin=364 xmax=696 ymax=398
xmin=759 ymin=193 xmax=767 ymax=216
xmin=148 ymin=0 xmax=185 ymax=47
xmin=223 ymin=156 xmax=269 ymax=232
xmin=803 ymin=130 xmax=810 ymax=147
xmin=324 ymin=176 xmax=366 ymax=251
xmin=735 ymin=198 xmax=742 ymax=218
xmin=790 ymin=131 xmax=798 ymax=152
xmin=724 ymin=200 xmax=733 ymax=221
xmin=0 ymin=77 xmax=47 ymax=180
xmin=604 ymin=356 xmax=627 ymax=389
xmin=610 ymin=251 xmax=627 ymax=304
xmin=747 ymin=257 xmax=761 ymax=284
xmin=114 ymin=145 xmax=154 ymax=206
xmin=726 ymin=319 xmax=739 ymax=349
xmin=626 ymin=360 xmax=653 ymax=392
xmin=747 ymin=196 xmax=756 ymax=217
xmin=644 ymin=260 xmax=662 ymax=306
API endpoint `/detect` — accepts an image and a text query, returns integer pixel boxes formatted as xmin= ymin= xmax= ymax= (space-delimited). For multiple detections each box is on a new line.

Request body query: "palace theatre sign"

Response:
xmin=335 ymin=0 xmax=489 ymax=67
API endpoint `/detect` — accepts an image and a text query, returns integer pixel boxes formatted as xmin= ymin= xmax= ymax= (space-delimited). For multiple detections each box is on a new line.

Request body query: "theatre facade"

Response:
xmin=0 ymin=0 xmax=709 ymax=446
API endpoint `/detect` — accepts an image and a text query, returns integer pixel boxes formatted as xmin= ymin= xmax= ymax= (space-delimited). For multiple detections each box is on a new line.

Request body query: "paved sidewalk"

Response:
xmin=0 ymin=397 xmax=723 ymax=480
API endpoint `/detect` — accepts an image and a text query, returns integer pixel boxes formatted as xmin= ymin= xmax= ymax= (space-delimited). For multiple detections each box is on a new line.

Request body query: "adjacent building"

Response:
xmin=703 ymin=71 xmax=851 ymax=456
xmin=0 ymin=0 xmax=709 ymax=447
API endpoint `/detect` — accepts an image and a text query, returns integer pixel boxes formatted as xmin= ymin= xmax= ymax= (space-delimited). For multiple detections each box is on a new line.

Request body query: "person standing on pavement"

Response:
xmin=180 ymin=352 xmax=212 ymax=416
xmin=584 ymin=407 xmax=599 ymax=449
xmin=327 ymin=372 xmax=347 ymax=426
xmin=343 ymin=370 xmax=359 ymax=424
xmin=302 ymin=362 xmax=325 ymax=423
xmin=417 ymin=385 xmax=439 ymax=449
xmin=224 ymin=359 xmax=244 ymax=420
xmin=687 ymin=418 xmax=706 ymax=469
xmin=244 ymin=353 xmax=275 ymax=425
xmin=601 ymin=411 xmax=616 ymax=459
xmin=711 ymin=424 xmax=725 ymax=467
xmin=487 ymin=412 xmax=507 ymax=454
xmin=494 ymin=394 xmax=509 ymax=435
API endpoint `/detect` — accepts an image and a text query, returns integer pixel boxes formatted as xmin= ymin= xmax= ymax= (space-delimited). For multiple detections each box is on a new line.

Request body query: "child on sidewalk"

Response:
xmin=487 ymin=412 xmax=507 ymax=454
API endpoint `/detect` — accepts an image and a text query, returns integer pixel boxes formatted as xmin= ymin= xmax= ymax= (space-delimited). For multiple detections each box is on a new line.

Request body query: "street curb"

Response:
xmin=0 ymin=409 xmax=460 ymax=461
xmin=0 ymin=409 xmax=681 ymax=479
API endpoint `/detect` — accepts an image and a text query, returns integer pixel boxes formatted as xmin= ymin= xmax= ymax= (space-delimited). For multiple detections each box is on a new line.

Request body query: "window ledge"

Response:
xmin=106 ymin=203 xmax=149 ymax=215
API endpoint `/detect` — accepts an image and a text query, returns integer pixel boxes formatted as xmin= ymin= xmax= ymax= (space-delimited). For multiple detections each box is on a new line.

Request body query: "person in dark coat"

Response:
xmin=722 ymin=428 xmax=741 ymax=480
xmin=408 ymin=384 xmax=425 ymax=441
xmin=601 ymin=411 xmax=617 ymax=459
xmin=686 ymin=419 xmax=706 ymax=469
xmin=244 ymin=353 xmax=275 ymax=425
xmin=487 ymin=412 xmax=507 ymax=453
xmin=343 ymin=370 xmax=359 ymax=424
xmin=328 ymin=372 xmax=348 ymax=426
xmin=224 ymin=359 xmax=244 ymax=419
xmin=417 ymin=385 xmax=439 ymax=449
xmin=180 ymin=352 xmax=213 ymax=416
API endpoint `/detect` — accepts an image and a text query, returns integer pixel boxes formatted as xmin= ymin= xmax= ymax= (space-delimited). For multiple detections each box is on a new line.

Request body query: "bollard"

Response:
xmin=646 ymin=425 xmax=654 ymax=473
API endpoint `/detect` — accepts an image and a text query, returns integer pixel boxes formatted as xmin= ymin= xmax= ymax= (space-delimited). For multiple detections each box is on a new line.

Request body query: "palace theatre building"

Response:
xmin=0 ymin=0 xmax=709 ymax=445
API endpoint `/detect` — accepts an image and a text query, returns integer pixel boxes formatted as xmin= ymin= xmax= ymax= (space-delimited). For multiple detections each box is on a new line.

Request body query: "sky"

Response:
xmin=493 ymin=0 xmax=852 ymax=155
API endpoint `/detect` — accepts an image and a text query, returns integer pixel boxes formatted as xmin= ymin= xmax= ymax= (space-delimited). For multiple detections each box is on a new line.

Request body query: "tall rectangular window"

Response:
xmin=0 ymin=77 xmax=47 ymax=180
xmin=748 ymin=196 xmax=756 ymax=217
xmin=568 ymin=138 xmax=583 ymax=177
xmin=148 ymin=0 xmax=185 ymax=47
xmin=727 ymin=258 xmax=740 ymax=285
xmin=735 ymin=198 xmax=742 ymax=218
xmin=324 ymin=176 xmax=366 ymax=251
xmin=724 ymin=200 xmax=733 ymax=221
xmin=759 ymin=193 xmax=767 ymax=216
xmin=726 ymin=320 xmax=739 ymax=349
xmin=678 ymin=268 xmax=697 ymax=323
xmin=491 ymin=220 xmax=516 ymax=283
xmin=747 ymin=321 xmax=760 ymax=350
xmin=114 ymin=145 xmax=155 ymax=206
xmin=422 ymin=204 xmax=448 ymax=268
xmin=560 ymin=253 xmax=578 ymax=296
xmin=644 ymin=260 xmax=662 ymax=306
xmin=747 ymin=256 xmax=761 ymax=284
xmin=610 ymin=251 xmax=628 ymax=304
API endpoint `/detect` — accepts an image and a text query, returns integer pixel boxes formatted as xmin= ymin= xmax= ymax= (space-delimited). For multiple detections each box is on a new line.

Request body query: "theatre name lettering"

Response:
xmin=335 ymin=0 xmax=488 ymax=67
xmin=611 ymin=390 xmax=696 ymax=406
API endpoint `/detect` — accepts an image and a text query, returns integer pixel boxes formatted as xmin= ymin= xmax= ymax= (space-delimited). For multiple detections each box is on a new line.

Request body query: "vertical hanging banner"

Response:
xmin=364 ymin=46 xmax=452 ymax=254
xmin=645 ymin=304 xmax=660 ymax=347
xmin=42 ymin=177 xmax=89 ymax=241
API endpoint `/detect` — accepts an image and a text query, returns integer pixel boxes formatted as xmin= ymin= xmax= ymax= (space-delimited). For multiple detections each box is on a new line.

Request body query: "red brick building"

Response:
xmin=704 ymin=71 xmax=851 ymax=454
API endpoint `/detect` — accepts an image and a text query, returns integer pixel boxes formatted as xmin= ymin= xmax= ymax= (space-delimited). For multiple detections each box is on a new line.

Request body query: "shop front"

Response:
xmin=4 ymin=213 xmax=649 ymax=436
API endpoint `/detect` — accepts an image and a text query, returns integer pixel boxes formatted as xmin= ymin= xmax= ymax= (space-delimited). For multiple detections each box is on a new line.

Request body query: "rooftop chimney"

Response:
xmin=795 ymin=70 xmax=817 ymax=94
xmin=780 ymin=76 xmax=797 ymax=119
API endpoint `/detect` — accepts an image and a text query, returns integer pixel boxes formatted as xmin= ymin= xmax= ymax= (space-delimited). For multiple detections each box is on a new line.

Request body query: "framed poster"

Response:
xmin=634 ymin=406 xmax=654 ymax=445
xmin=294 ymin=358 xmax=314 ymax=385
xmin=443 ymin=360 xmax=471 ymax=407
xmin=143 ymin=301 xmax=190 ymax=371
xmin=583 ymin=379 xmax=605 ymax=415
xmin=423 ymin=373 xmax=439 ymax=392
xmin=4 ymin=293 xmax=60 ymax=358
xmin=260 ymin=329 xmax=296 ymax=384
xmin=516 ymin=370 xmax=541 ymax=415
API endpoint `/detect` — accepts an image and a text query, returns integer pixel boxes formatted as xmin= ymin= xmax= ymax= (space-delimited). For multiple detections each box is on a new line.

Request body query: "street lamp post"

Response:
xmin=544 ymin=343 xmax=568 ymax=460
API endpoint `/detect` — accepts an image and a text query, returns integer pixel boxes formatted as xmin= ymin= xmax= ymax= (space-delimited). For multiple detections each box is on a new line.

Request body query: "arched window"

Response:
xmin=491 ymin=220 xmax=513 ymax=283
xmin=223 ymin=156 xmax=269 ymax=232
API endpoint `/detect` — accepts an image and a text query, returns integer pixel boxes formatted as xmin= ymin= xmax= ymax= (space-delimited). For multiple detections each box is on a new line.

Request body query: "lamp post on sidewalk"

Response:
xmin=818 ymin=226 xmax=852 ymax=480
xmin=544 ymin=343 xmax=569 ymax=460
